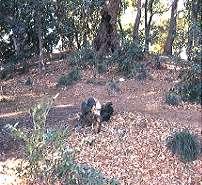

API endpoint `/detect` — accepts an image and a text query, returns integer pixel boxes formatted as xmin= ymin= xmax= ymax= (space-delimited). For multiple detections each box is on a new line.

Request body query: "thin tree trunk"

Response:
xmin=12 ymin=35 xmax=20 ymax=56
xmin=36 ymin=12 xmax=45 ymax=71
xmin=133 ymin=0 xmax=142 ymax=43
xmin=144 ymin=0 xmax=148 ymax=51
xmin=144 ymin=0 xmax=154 ymax=52
xmin=187 ymin=0 xmax=194 ymax=60
xmin=192 ymin=0 xmax=201 ymax=47
xmin=163 ymin=0 xmax=179 ymax=55
xmin=118 ymin=18 xmax=125 ymax=44
xmin=187 ymin=0 xmax=201 ymax=60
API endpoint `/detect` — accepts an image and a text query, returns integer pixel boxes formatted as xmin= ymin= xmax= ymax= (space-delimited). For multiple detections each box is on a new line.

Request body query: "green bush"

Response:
xmin=97 ymin=62 xmax=108 ymax=74
xmin=68 ymin=42 xmax=144 ymax=78
xmin=8 ymin=97 xmax=119 ymax=184
xmin=69 ymin=45 xmax=109 ymax=77
xmin=108 ymin=42 xmax=144 ymax=78
xmin=7 ymin=96 xmax=69 ymax=183
xmin=57 ymin=162 xmax=120 ymax=185
xmin=57 ymin=68 xmax=81 ymax=87
xmin=69 ymin=45 xmax=97 ymax=69
xmin=165 ymin=90 xmax=182 ymax=106
xmin=177 ymin=64 xmax=201 ymax=104
xmin=166 ymin=131 xmax=201 ymax=162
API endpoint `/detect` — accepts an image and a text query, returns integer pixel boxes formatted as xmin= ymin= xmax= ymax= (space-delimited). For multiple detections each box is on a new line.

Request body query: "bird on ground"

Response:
xmin=77 ymin=98 xmax=114 ymax=133
xmin=100 ymin=101 xmax=114 ymax=122
xmin=81 ymin=97 xmax=101 ymax=115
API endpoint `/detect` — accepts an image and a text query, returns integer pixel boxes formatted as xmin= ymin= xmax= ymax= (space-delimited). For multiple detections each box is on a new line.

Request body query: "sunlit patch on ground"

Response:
xmin=0 ymin=159 xmax=26 ymax=185
xmin=0 ymin=111 xmax=25 ymax=118
xmin=0 ymin=95 xmax=14 ymax=103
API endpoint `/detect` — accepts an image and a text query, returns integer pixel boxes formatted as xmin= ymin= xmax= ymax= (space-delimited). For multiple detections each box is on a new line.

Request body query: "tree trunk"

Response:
xmin=133 ymin=0 xmax=142 ymax=43
xmin=12 ymin=35 xmax=20 ymax=56
xmin=187 ymin=0 xmax=194 ymax=60
xmin=56 ymin=0 xmax=65 ymax=51
xmin=163 ymin=0 xmax=179 ymax=55
xmin=93 ymin=0 xmax=121 ymax=57
xmin=36 ymin=12 xmax=45 ymax=71
xmin=192 ymin=0 xmax=201 ymax=49
xmin=187 ymin=0 xmax=201 ymax=60
xmin=144 ymin=0 xmax=154 ymax=52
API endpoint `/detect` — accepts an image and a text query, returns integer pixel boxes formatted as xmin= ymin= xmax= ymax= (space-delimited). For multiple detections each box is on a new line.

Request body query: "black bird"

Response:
xmin=25 ymin=76 xmax=33 ymax=86
xmin=81 ymin=97 xmax=101 ymax=115
xmin=100 ymin=102 xmax=113 ymax=122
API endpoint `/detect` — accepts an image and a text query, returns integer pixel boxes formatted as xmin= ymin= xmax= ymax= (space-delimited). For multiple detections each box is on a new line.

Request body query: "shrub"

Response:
xmin=108 ymin=42 xmax=144 ymax=78
xmin=8 ymin=96 xmax=119 ymax=184
xmin=7 ymin=96 xmax=69 ymax=183
xmin=97 ymin=62 xmax=108 ymax=74
xmin=57 ymin=162 xmax=120 ymax=185
xmin=69 ymin=45 xmax=97 ymax=69
xmin=176 ymin=63 xmax=202 ymax=104
xmin=57 ymin=68 xmax=81 ymax=87
xmin=165 ymin=90 xmax=182 ymax=106
xmin=166 ymin=130 xmax=201 ymax=162
xmin=69 ymin=42 xmax=145 ymax=78
xmin=0 ymin=63 xmax=16 ymax=80
xmin=69 ymin=45 xmax=109 ymax=77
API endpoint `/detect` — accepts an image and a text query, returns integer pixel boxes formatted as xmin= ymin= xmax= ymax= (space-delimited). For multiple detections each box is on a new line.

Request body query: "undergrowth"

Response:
xmin=7 ymin=96 xmax=119 ymax=185
xmin=167 ymin=58 xmax=202 ymax=105
xmin=165 ymin=90 xmax=182 ymax=106
xmin=68 ymin=42 xmax=146 ymax=79
xmin=166 ymin=130 xmax=201 ymax=163
xmin=57 ymin=67 xmax=81 ymax=87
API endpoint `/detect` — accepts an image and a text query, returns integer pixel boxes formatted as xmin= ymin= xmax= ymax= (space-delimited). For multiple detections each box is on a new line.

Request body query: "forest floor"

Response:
xmin=0 ymin=59 xmax=201 ymax=185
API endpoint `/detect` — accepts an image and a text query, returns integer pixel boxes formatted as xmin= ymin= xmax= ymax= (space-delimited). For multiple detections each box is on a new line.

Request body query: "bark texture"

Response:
xmin=144 ymin=0 xmax=154 ymax=52
xmin=187 ymin=0 xmax=201 ymax=60
xmin=163 ymin=0 xmax=179 ymax=55
xmin=133 ymin=0 xmax=142 ymax=43
xmin=35 ymin=12 xmax=45 ymax=71
xmin=94 ymin=0 xmax=121 ymax=57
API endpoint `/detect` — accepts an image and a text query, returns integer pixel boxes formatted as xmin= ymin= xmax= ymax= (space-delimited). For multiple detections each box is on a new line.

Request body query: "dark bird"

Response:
xmin=81 ymin=97 xmax=101 ymax=115
xmin=25 ymin=76 xmax=33 ymax=86
xmin=100 ymin=102 xmax=114 ymax=122
xmin=78 ymin=97 xmax=102 ymax=132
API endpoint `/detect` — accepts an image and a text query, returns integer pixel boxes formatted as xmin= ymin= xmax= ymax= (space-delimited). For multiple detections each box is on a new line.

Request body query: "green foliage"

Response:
xmin=172 ymin=63 xmax=202 ymax=104
xmin=0 ymin=0 xmax=200 ymax=78
xmin=166 ymin=130 xmax=201 ymax=162
xmin=0 ymin=0 xmax=105 ymax=75
xmin=96 ymin=62 xmax=107 ymax=74
xmin=8 ymin=96 xmax=70 ymax=182
xmin=69 ymin=45 xmax=109 ymax=76
xmin=8 ymin=97 xmax=119 ymax=184
xmin=165 ymin=90 xmax=181 ymax=106
xmin=69 ymin=45 xmax=97 ymax=68
xmin=68 ymin=41 xmax=145 ymax=79
xmin=57 ymin=162 xmax=120 ymax=185
xmin=57 ymin=68 xmax=81 ymax=87
xmin=113 ymin=42 xmax=144 ymax=78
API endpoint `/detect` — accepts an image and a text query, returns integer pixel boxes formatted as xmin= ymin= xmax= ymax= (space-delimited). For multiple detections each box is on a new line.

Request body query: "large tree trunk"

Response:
xmin=133 ymin=0 xmax=142 ymax=43
xmin=163 ymin=0 xmax=179 ymax=55
xmin=93 ymin=0 xmax=121 ymax=57
xmin=144 ymin=0 xmax=154 ymax=52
